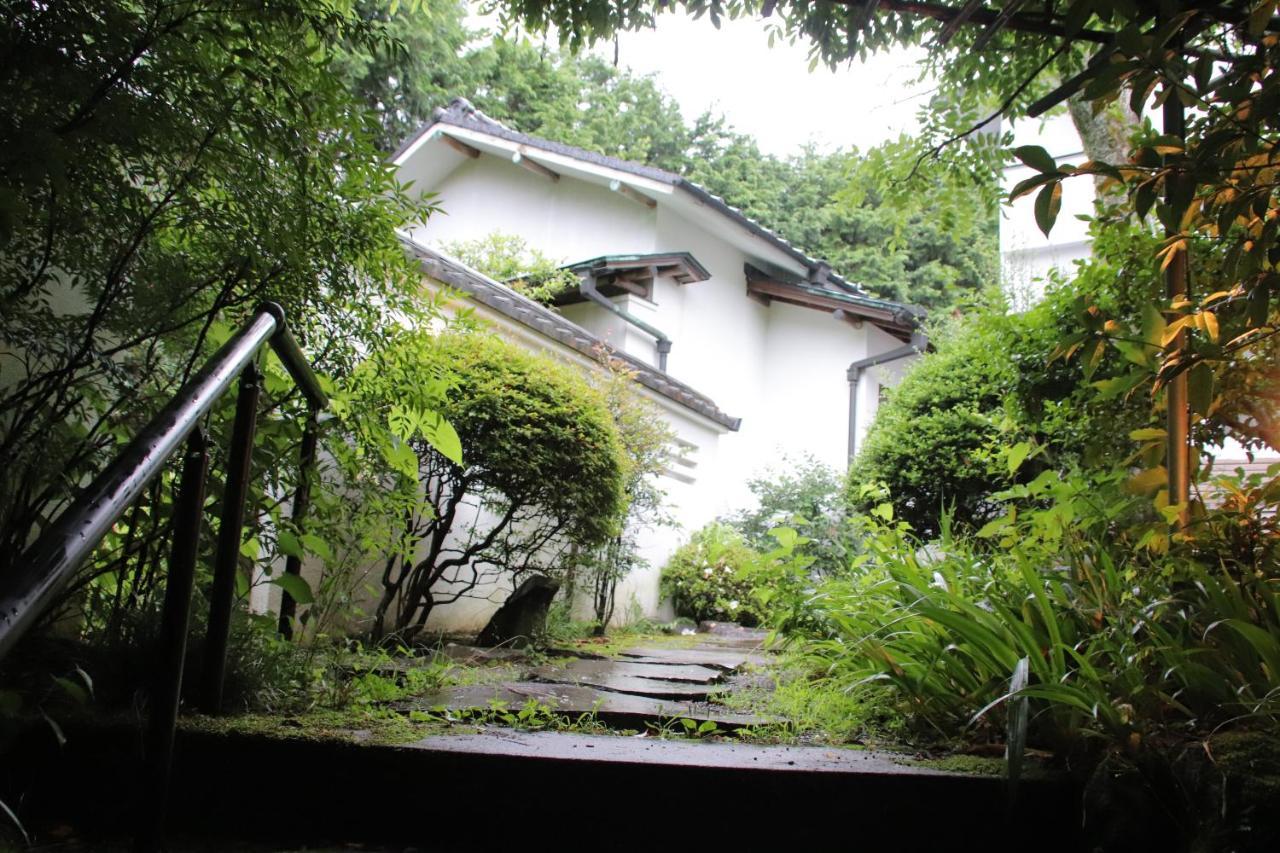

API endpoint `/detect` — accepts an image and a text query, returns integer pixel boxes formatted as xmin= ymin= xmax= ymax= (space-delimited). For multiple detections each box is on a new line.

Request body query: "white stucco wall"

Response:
xmin=409 ymin=153 xmax=657 ymax=261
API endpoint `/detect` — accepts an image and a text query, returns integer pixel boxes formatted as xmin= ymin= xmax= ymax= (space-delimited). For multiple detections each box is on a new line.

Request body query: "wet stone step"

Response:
xmin=549 ymin=658 xmax=724 ymax=684
xmin=398 ymin=681 xmax=766 ymax=729
xmin=528 ymin=666 xmax=728 ymax=701
xmin=617 ymin=646 xmax=772 ymax=670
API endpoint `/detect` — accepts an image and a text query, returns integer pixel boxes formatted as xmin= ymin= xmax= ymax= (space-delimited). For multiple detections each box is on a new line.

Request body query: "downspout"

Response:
xmin=847 ymin=328 xmax=928 ymax=462
xmin=579 ymin=267 xmax=673 ymax=371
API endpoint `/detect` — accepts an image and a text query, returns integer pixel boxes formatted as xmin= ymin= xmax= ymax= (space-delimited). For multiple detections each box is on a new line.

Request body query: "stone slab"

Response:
xmin=618 ymin=646 xmax=772 ymax=670
xmin=407 ymin=729 xmax=975 ymax=777
xmin=529 ymin=667 xmax=728 ymax=701
xmin=399 ymin=681 xmax=764 ymax=729
xmin=552 ymin=657 xmax=723 ymax=683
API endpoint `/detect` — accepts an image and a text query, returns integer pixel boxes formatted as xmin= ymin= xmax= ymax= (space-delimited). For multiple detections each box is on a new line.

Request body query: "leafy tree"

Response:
xmin=0 ymin=0 xmax=433 ymax=622
xmin=334 ymin=0 xmax=477 ymax=151
xmin=350 ymin=331 xmax=629 ymax=641
xmin=724 ymin=454 xmax=851 ymax=573
xmin=486 ymin=0 xmax=1280 ymax=527
xmin=849 ymin=224 xmax=1159 ymax=536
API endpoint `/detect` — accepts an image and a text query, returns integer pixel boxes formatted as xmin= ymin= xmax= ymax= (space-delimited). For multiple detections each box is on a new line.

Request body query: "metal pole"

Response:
xmin=0 ymin=310 xmax=278 ymax=663
xmin=1164 ymin=77 xmax=1191 ymax=527
xmin=278 ymin=411 xmax=319 ymax=640
xmin=200 ymin=361 xmax=262 ymax=714
xmin=138 ymin=429 xmax=209 ymax=851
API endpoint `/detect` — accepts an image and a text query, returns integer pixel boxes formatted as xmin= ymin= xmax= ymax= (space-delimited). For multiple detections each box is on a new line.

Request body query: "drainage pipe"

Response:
xmin=847 ymin=329 xmax=928 ymax=462
xmin=579 ymin=268 xmax=672 ymax=371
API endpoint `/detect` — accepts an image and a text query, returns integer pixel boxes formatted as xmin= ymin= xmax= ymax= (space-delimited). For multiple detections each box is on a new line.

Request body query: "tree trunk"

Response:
xmin=1067 ymin=94 xmax=1141 ymax=197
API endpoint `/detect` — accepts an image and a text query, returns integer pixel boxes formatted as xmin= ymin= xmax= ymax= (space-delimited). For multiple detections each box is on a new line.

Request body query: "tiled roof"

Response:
xmin=395 ymin=97 xmax=918 ymax=313
xmin=401 ymin=236 xmax=743 ymax=432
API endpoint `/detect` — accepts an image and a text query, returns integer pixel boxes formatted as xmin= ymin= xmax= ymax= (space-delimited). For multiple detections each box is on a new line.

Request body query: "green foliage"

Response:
xmin=660 ymin=523 xmax=763 ymax=626
xmin=0 ymin=0 xmax=439 ymax=664
xmin=443 ymin=232 xmax=581 ymax=305
xmin=687 ymin=138 xmax=998 ymax=311
xmin=725 ymin=454 xmax=851 ymax=572
xmin=849 ymin=227 xmax=1159 ymax=536
xmin=353 ymin=331 xmax=629 ymax=639
xmin=805 ymin=469 xmax=1280 ymax=751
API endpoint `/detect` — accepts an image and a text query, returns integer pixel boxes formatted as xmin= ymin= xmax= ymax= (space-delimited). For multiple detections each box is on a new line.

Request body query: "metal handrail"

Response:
xmin=0 ymin=302 xmax=328 ymax=847
xmin=0 ymin=303 xmax=324 ymax=661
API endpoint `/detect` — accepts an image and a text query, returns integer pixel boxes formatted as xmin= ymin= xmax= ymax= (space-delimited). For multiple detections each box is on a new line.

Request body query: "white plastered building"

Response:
xmin=385 ymin=98 xmax=926 ymax=631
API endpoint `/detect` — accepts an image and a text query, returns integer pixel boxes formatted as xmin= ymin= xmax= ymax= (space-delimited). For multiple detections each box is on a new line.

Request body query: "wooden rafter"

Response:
xmin=512 ymin=149 xmax=560 ymax=182
xmin=437 ymin=132 xmax=480 ymax=159
xmin=609 ymin=179 xmax=657 ymax=208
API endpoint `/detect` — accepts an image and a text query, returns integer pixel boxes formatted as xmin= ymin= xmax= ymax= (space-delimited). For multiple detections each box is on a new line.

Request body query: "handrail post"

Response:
xmin=138 ymin=429 xmax=209 ymax=851
xmin=200 ymin=360 xmax=263 ymax=714
xmin=278 ymin=409 xmax=320 ymax=639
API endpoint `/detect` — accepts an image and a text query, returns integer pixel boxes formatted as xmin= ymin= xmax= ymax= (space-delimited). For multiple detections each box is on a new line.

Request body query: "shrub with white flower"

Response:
xmin=659 ymin=523 xmax=765 ymax=626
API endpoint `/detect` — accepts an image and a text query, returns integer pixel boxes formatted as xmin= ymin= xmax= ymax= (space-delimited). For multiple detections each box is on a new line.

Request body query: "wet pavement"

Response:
xmin=398 ymin=627 xmax=773 ymax=729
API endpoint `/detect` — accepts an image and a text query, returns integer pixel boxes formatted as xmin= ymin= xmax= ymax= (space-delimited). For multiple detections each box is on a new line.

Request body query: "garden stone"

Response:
xmin=476 ymin=575 xmax=560 ymax=648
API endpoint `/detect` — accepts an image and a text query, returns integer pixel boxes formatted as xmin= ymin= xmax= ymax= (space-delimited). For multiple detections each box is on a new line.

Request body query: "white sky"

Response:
xmin=470 ymin=7 xmax=932 ymax=157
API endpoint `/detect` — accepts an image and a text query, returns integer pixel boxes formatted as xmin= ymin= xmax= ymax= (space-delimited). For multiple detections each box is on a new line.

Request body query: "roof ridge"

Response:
xmin=395 ymin=97 xmax=922 ymax=319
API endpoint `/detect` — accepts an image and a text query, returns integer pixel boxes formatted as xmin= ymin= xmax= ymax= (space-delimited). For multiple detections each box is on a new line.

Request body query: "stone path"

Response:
xmin=400 ymin=626 xmax=774 ymax=730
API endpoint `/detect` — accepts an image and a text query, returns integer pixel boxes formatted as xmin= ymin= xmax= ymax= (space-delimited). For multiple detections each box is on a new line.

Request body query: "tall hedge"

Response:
xmin=848 ymin=228 xmax=1160 ymax=536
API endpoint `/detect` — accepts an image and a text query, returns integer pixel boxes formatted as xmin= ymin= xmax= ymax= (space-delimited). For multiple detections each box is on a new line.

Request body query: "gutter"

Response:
xmin=847 ymin=329 xmax=928 ymax=462
xmin=579 ymin=266 xmax=673 ymax=372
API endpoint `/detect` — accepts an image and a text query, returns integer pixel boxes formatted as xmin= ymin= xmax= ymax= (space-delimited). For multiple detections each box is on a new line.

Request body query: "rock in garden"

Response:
xmin=476 ymin=575 xmax=560 ymax=647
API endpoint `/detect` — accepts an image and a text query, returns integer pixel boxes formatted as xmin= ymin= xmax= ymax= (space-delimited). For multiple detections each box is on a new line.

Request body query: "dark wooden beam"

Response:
xmin=934 ymin=0 xmax=986 ymax=46
xmin=971 ymin=0 xmax=1028 ymax=51
xmin=746 ymin=279 xmax=907 ymax=330
xmin=512 ymin=149 xmax=559 ymax=182
xmin=439 ymin=133 xmax=480 ymax=159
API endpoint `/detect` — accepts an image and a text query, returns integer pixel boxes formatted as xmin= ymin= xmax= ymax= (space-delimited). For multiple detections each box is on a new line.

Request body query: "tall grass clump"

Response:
xmin=801 ymin=471 xmax=1280 ymax=754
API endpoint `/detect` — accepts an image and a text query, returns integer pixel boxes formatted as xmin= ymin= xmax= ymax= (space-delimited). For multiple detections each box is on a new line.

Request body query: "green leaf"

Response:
xmin=769 ymin=526 xmax=798 ymax=549
xmin=381 ymin=439 xmax=419 ymax=479
xmin=300 ymin=533 xmax=333 ymax=561
xmin=1188 ymin=363 xmax=1215 ymax=416
xmin=239 ymin=536 xmax=260 ymax=560
xmin=977 ymin=512 xmax=1014 ymax=538
xmin=1012 ymin=145 xmax=1057 ymax=174
xmin=1129 ymin=428 xmax=1167 ymax=441
xmin=423 ymin=414 xmax=464 ymax=466
xmin=273 ymin=573 xmax=314 ymax=605
xmin=1142 ymin=302 xmax=1167 ymax=350
xmin=277 ymin=530 xmax=305 ymax=559
xmin=1034 ymin=182 xmax=1063 ymax=236
xmin=1006 ymin=441 xmax=1031 ymax=475
xmin=1127 ymin=466 xmax=1167 ymax=494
